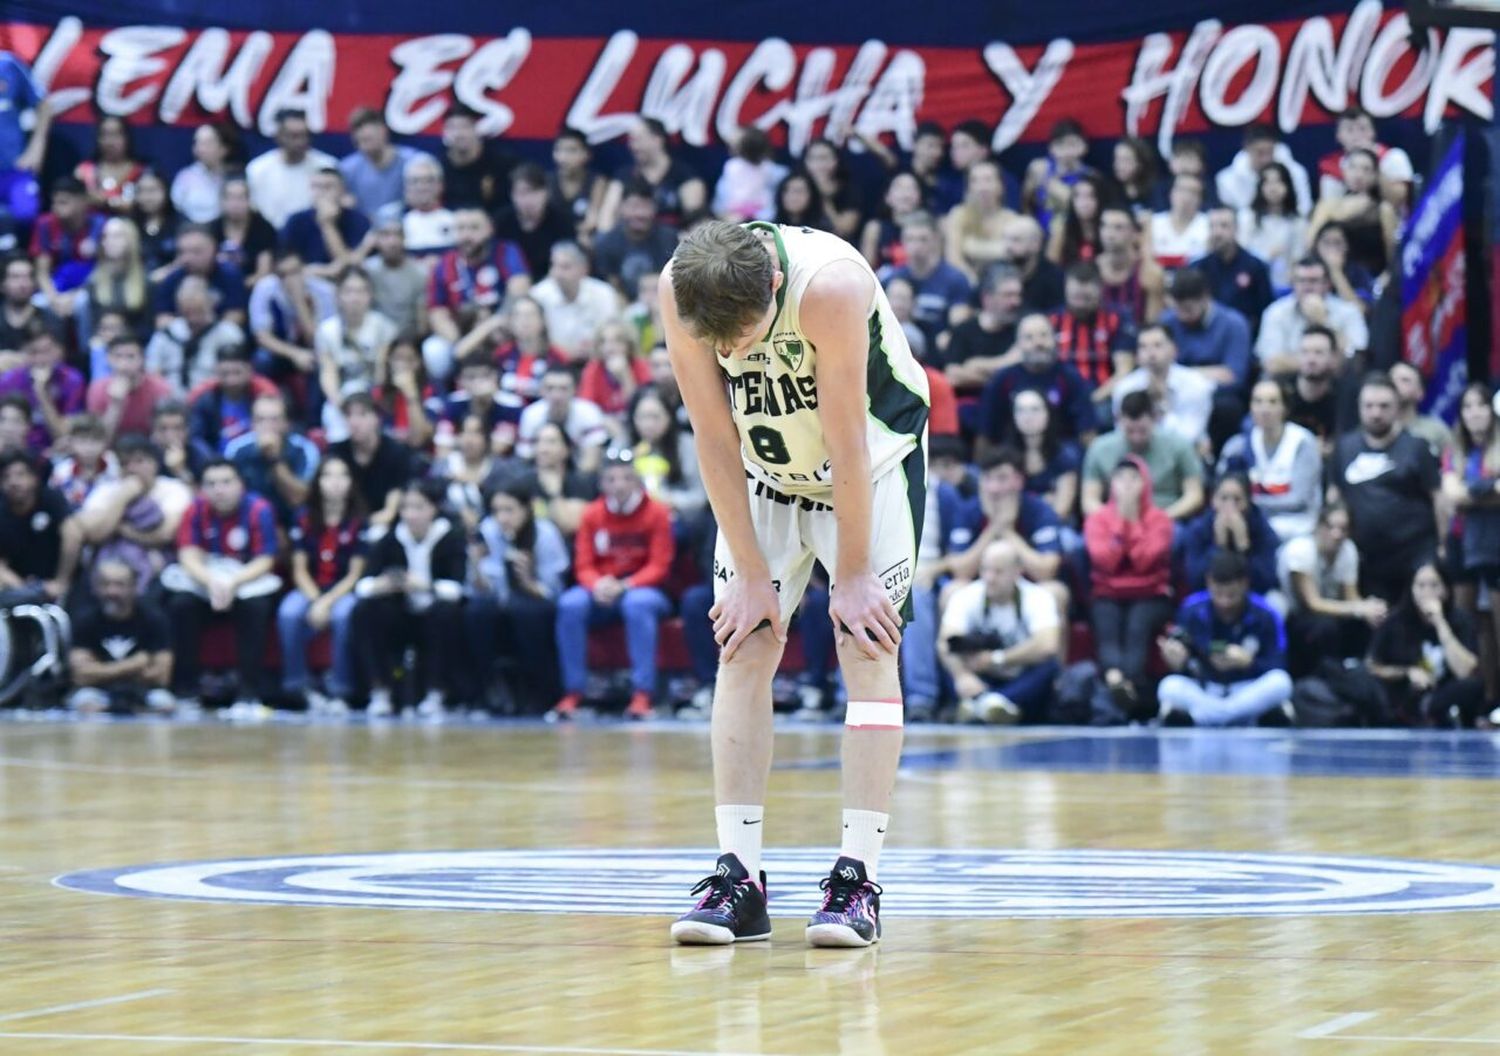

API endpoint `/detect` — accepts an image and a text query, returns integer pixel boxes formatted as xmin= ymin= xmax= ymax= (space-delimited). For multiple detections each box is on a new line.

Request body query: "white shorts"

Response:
xmin=712 ymin=447 xmax=926 ymax=628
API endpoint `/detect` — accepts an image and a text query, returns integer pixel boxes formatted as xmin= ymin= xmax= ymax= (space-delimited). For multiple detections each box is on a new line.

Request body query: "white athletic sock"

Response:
xmin=716 ymin=804 xmax=765 ymax=880
xmin=840 ymin=809 xmax=890 ymax=881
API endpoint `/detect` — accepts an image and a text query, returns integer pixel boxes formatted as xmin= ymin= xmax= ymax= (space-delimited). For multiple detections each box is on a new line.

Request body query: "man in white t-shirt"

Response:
xmin=401 ymin=155 xmax=456 ymax=258
xmin=938 ymin=539 xmax=1062 ymax=724
xmin=1112 ymin=324 xmax=1215 ymax=452
xmin=528 ymin=241 xmax=622 ymax=362
xmin=515 ymin=366 xmax=610 ymax=469
xmin=1278 ymin=502 xmax=1387 ymax=676
xmin=245 ymin=110 xmax=336 ymax=230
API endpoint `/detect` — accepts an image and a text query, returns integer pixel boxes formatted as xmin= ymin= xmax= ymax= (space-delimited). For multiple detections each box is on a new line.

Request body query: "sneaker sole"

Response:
xmin=805 ymin=923 xmax=879 ymax=948
xmin=670 ymin=921 xmax=771 ymax=945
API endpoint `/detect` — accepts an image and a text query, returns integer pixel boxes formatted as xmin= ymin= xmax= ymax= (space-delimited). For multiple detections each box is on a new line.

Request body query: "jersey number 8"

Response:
xmin=748 ymin=425 xmax=791 ymax=465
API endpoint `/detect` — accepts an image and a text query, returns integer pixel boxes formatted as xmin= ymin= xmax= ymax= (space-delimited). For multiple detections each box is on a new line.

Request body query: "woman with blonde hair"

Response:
xmin=81 ymin=216 xmax=151 ymax=342
xmin=943 ymin=158 xmax=1015 ymax=282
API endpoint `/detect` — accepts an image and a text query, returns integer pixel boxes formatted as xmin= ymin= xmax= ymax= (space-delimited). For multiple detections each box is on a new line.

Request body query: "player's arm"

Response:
xmin=805 ymin=261 xmax=902 ymax=658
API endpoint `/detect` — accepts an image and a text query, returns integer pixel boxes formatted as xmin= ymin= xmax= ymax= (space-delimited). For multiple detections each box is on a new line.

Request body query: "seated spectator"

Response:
xmin=280 ymin=166 xmax=371 ymax=280
xmin=467 ymin=482 xmax=570 ymax=713
xmin=0 ymin=322 xmax=84 ymax=452
xmin=0 ymin=257 xmax=59 ymax=369
xmin=1278 ymin=325 xmax=1356 ymax=453
xmin=773 ymin=169 xmax=835 ymax=232
xmin=1218 ymin=378 xmax=1323 ymax=542
xmin=492 ymin=295 xmax=564 ymax=404
xmin=1002 ymin=214 xmax=1066 ymax=312
xmin=363 ymin=205 xmax=428 ymax=337
xmin=1238 ymin=163 xmax=1309 ymax=295
xmin=1045 ymin=173 xmax=1109 ymax=268
xmin=593 ymin=179 xmax=679 ymax=296
xmin=66 ymin=559 xmax=173 ymax=715
xmin=1159 ymin=267 xmax=1253 ymax=396
xmin=1256 ymin=257 xmax=1368 ymax=374
xmin=1147 ymin=173 xmax=1209 ymax=270
xmin=439 ymin=104 xmax=515 ymax=212
xmin=210 ymin=177 xmax=277 ymax=289
xmin=803 ymin=138 xmax=865 ymax=240
xmin=942 ymin=263 xmax=1023 ymax=396
xmin=646 ymin=344 xmax=689 ymax=430
xmin=898 ymin=314 xmax=959 ymax=440
xmin=153 ymin=224 xmax=247 ymax=328
xmin=913 ymin=121 xmax=957 ymax=212
xmin=80 ymin=217 xmax=153 ymax=344
xmin=939 ymin=539 xmax=1062 ymax=724
xmin=1368 ymin=562 xmax=1483 ymax=726
xmin=979 ymin=313 xmax=1096 ymax=451
xmin=1152 ymin=139 xmax=1214 ymax=211
xmin=87 ymin=334 xmax=171 ymax=441
xmin=425 ymin=207 xmax=530 ymax=381
xmin=328 ymin=392 xmax=418 ymax=529
xmin=152 ymin=399 xmax=213 ymax=486
xmin=548 ymin=127 xmax=607 ymax=244
xmin=76 ymin=433 xmax=193 ymax=590
xmin=224 ymin=393 xmax=319 ymax=526
xmin=625 ymin=269 xmax=664 ymax=353
xmin=526 ymin=421 xmax=598 ymax=539
xmin=1023 ymin=118 xmax=1094 ymax=228
xmin=1389 ymin=361 xmax=1452 ymax=461
xmin=1316 ymin=106 xmax=1416 ymax=205
xmin=1110 ymin=136 xmax=1160 ymax=219
xmin=880 ymin=212 xmax=973 ymax=348
xmin=1081 ymin=390 xmax=1204 ymax=521
xmin=147 ymin=276 xmax=249 ymax=395
xmin=935 ymin=447 xmax=1065 ymax=589
xmin=1084 ymin=454 xmax=1174 ymax=715
xmin=713 ymin=126 xmax=787 ymax=224
xmin=399 ymin=154 xmax=456 ymax=258
xmin=1157 ymin=551 xmax=1292 ymax=726
xmin=131 ymin=169 xmax=181 ymax=279
xmin=247 ymin=249 xmax=335 ymax=384
xmin=1112 ymin=324 xmax=1215 ymax=451
xmin=599 ymin=117 xmax=704 ymax=231
xmin=1311 ymin=220 xmax=1376 ymax=310
xmin=530 ymin=241 xmax=622 ymax=363
xmin=1308 ymin=148 xmax=1397 ymax=279
xmin=434 ymin=414 xmax=520 ymax=533
xmin=171 ymin=123 xmax=234 ymax=224
xmin=1012 ymin=388 xmax=1081 ymax=522
xmin=0 ymin=449 xmax=81 ymax=602
xmin=188 ymin=345 xmax=276 ymax=454
xmin=48 ymin=413 xmax=119 ymax=508
xmin=1330 ymin=373 xmax=1441 ymax=601
xmin=495 ymin=163 xmax=576 ymax=280
xmin=1279 ymin=502 xmax=1385 ymax=678
xmin=1442 ymin=384 xmax=1500 ymax=656
xmin=277 ymin=454 xmax=368 ymax=715
xmin=1096 ymin=205 xmax=1165 ymax=325
xmin=246 ymin=108 xmax=336 ymax=230
xmin=1189 ymin=207 xmax=1273 ymax=330
xmin=75 ymin=114 xmax=147 ymax=216
xmin=1050 ymin=260 xmax=1136 ymax=406
xmin=160 ymin=458 xmax=281 ymax=712
xmin=625 ymin=385 xmax=705 ymax=521
xmin=81 ymin=308 xmax=129 ymax=385
xmin=353 ymin=479 xmax=467 ymax=719
xmin=0 ymin=393 xmax=28 ymax=453
xmin=370 ymin=336 xmax=434 ymax=450
xmin=944 ymin=158 xmax=1015 ymax=283
xmin=1216 ymin=124 xmax=1313 ymax=216
xmin=433 ymin=352 xmax=524 ymax=457
xmin=31 ymin=175 xmax=105 ymax=310
xmin=316 ymin=265 xmax=398 ymax=442
xmin=518 ymin=365 xmax=612 ymax=471
xmin=1179 ymin=473 xmax=1279 ymax=596
xmin=339 ymin=107 xmax=422 ymax=221
xmin=552 ymin=452 xmax=674 ymax=720
xmin=579 ymin=320 xmax=650 ymax=417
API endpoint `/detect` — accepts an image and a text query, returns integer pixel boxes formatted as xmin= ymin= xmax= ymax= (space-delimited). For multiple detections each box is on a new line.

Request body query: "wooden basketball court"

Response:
xmin=2 ymin=718 xmax=1498 ymax=1054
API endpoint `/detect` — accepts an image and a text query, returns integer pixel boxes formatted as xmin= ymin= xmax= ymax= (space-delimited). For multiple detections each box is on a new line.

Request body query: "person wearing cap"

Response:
xmin=552 ymin=448 xmax=676 ymax=720
xmin=363 ymin=204 xmax=429 ymax=338
xmin=31 ymin=175 xmax=106 ymax=313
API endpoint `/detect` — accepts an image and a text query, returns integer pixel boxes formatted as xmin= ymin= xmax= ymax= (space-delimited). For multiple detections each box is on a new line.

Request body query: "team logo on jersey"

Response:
xmin=773 ymin=338 xmax=805 ymax=372
xmin=54 ymin=848 xmax=1500 ymax=918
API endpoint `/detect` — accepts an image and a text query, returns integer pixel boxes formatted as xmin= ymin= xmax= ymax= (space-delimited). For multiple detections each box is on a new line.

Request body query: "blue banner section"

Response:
xmin=1401 ymin=131 xmax=1468 ymax=421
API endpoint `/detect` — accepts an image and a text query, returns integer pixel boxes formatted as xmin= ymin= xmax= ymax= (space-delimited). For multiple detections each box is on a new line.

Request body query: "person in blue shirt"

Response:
xmin=279 ymin=167 xmax=371 ymax=279
xmin=1188 ymin=207 xmax=1274 ymax=331
xmin=1159 ymin=266 xmax=1254 ymax=451
xmin=1156 ymin=550 xmax=1293 ymax=726
xmin=879 ymin=212 xmax=973 ymax=348
xmin=1178 ymin=473 xmax=1280 ymax=596
xmin=979 ymin=313 xmax=1097 ymax=450
xmin=0 ymin=51 xmax=51 ymax=235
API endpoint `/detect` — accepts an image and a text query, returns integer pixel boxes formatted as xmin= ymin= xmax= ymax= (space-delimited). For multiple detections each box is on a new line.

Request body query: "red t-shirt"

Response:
xmin=86 ymin=375 xmax=174 ymax=437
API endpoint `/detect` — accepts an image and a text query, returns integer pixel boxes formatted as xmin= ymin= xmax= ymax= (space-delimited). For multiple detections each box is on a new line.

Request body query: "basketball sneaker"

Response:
xmin=624 ymin=691 xmax=656 ymax=720
xmin=670 ymin=853 xmax=772 ymax=945
xmin=546 ymin=693 xmax=582 ymax=723
xmin=805 ymin=857 xmax=882 ymax=948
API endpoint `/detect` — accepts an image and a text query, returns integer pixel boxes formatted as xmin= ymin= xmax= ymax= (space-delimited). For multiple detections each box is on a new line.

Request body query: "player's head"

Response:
xmin=670 ymin=220 xmax=782 ymax=357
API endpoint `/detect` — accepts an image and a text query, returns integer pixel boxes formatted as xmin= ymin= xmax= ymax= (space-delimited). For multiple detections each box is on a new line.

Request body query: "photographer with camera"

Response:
xmin=938 ymin=539 xmax=1062 ymax=724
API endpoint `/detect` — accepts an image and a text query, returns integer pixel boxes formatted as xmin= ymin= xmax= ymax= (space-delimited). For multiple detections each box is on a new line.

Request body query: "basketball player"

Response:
xmin=661 ymin=221 xmax=929 ymax=947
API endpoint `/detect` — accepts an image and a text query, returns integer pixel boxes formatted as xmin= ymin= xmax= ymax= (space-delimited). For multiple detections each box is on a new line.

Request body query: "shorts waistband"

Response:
xmin=749 ymin=474 xmax=833 ymax=513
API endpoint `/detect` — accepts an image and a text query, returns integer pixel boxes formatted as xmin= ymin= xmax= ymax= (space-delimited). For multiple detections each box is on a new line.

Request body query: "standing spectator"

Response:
xmin=1388 ymin=361 xmax=1453 ymax=461
xmin=1330 ymin=373 xmax=1442 ymax=601
xmin=529 ymin=242 xmax=621 ymax=363
xmin=1080 ymin=390 xmax=1204 ymax=520
xmin=599 ymin=117 xmax=705 ymax=231
xmin=1179 ymin=473 xmax=1280 ymax=596
xmin=153 ymin=224 xmax=247 ymax=327
xmin=1279 ymin=502 xmax=1385 ymax=677
xmin=942 ymin=264 xmax=1023 ymax=396
xmin=363 ymin=204 xmax=428 ymax=338
xmin=224 ymin=393 xmax=319 ymax=526
xmin=1256 ymin=257 xmax=1368 ymax=374
xmin=210 ymin=177 xmax=277 ymax=289
xmin=0 ymin=449 xmax=81 ymax=601
xmin=245 ymin=109 xmax=336 ymax=230
xmin=187 ymin=345 xmax=274 ymax=454
xmin=1111 ymin=323 xmax=1214 ymax=450
xmin=76 ymin=433 xmax=193 ymax=591
xmin=0 ymin=49 xmax=52 ymax=231
xmin=593 ymin=180 xmax=679 ymax=296
xmin=171 ymin=123 xmax=235 ymax=224
xmin=1238 ymin=164 xmax=1309 ymax=295
xmin=87 ymin=335 xmax=171 ymax=441
xmin=1050 ymin=261 xmax=1136 ymax=407
xmin=1084 ymin=455 xmax=1174 ymax=715
xmin=439 ymin=104 xmax=515 ymax=212
xmin=353 ymin=479 xmax=468 ymax=719
xmin=328 ymin=392 xmax=417 ymax=529
xmin=943 ymin=158 xmax=1014 ymax=283
xmin=161 ymin=458 xmax=281 ymax=713
xmin=881 ymin=212 xmax=973 ymax=348
xmin=979 ymin=313 xmax=1096 ymax=449
xmin=0 ymin=322 xmax=84 ymax=452
xmin=248 ymin=249 xmax=335 ymax=383
xmin=712 ymin=126 xmax=786 ymax=223
xmin=1003 ymin=214 xmax=1066 ymax=312
xmin=552 ymin=452 xmax=675 ymax=720
xmin=278 ymin=454 xmax=368 ymax=715
xmin=399 ymin=155 xmax=456 ymax=257
xmin=548 ymin=128 xmax=607 ymax=245
xmin=316 ymin=266 xmax=397 ymax=441
xmin=75 ymin=115 xmax=146 ymax=216
xmin=279 ymin=167 xmax=371 ymax=279
xmin=339 ymin=108 xmax=421 ymax=220
xmin=1368 ymin=562 xmax=1482 ymax=726
xmin=1189 ymin=207 xmax=1273 ymax=331
xmin=517 ymin=366 xmax=610 ymax=468
xmin=66 ymin=559 xmax=173 ymax=714
xmin=0 ymin=257 xmax=58 ymax=365
xmin=1217 ymin=378 xmax=1323 ymax=542
xmin=467 ymin=482 xmax=570 ymax=713
xmin=1156 ymin=551 xmax=1293 ymax=726
xmin=147 ymin=277 xmax=247 ymax=395
xmin=131 ymin=170 xmax=181 ymax=279
xmin=1215 ymin=124 xmax=1313 ymax=217
xmin=939 ymin=539 xmax=1063 ymax=724
xmin=495 ymin=163 xmax=577 ymax=280
xmin=31 ymin=176 xmax=106 ymax=310
xmin=1147 ymin=173 xmax=1209 ymax=271
xmin=1096 ymin=206 xmax=1165 ymax=325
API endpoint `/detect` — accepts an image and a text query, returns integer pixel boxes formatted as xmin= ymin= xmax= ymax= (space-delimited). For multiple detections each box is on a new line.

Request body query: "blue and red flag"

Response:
xmin=1400 ymin=131 xmax=1468 ymax=423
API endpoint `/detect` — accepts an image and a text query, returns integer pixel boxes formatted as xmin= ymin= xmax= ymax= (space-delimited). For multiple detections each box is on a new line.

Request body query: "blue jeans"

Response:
xmin=555 ymin=585 xmax=673 ymax=695
xmin=1158 ymin=670 xmax=1294 ymax=726
xmin=277 ymin=590 xmax=357 ymax=697
xmin=900 ymin=583 xmax=940 ymax=704
xmin=986 ymin=659 xmax=1062 ymax=723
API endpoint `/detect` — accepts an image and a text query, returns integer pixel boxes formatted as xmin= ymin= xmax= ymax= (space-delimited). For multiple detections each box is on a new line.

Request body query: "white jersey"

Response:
xmin=716 ymin=222 xmax=929 ymax=499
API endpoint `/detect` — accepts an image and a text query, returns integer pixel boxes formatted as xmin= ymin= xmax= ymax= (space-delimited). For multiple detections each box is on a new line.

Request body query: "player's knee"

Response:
xmin=835 ymin=638 xmax=901 ymax=700
xmin=719 ymin=626 xmax=784 ymax=674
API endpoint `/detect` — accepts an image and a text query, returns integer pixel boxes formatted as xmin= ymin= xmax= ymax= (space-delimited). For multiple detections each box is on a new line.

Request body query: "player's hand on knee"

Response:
xmin=711 ymin=577 xmax=786 ymax=662
xmin=831 ymin=573 xmax=902 ymax=660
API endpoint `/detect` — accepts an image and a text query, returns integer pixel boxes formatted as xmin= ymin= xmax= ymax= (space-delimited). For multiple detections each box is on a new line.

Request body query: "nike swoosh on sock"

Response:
xmin=741 ymin=818 xmax=762 ymax=825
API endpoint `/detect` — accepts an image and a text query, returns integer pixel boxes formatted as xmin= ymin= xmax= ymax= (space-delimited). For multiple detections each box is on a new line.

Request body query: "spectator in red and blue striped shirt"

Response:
xmin=1049 ymin=261 xmax=1136 ymax=414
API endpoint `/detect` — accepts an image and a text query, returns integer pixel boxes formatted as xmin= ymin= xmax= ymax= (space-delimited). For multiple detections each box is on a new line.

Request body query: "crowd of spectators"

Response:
xmin=0 ymin=47 xmax=1491 ymax=728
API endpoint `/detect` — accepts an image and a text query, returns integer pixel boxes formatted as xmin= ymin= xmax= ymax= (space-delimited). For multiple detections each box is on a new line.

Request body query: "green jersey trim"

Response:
xmin=745 ymin=221 xmax=790 ymax=342
xmin=866 ymin=311 xmax=929 ymax=442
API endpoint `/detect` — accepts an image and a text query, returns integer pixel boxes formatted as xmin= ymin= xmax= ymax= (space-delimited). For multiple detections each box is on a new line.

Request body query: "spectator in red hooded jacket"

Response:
xmin=1084 ymin=454 xmax=1174 ymax=715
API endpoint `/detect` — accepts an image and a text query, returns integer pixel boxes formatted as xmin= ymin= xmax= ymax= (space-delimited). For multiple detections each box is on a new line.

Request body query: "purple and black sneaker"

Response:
xmin=670 ymin=853 xmax=772 ymax=945
xmin=806 ymin=856 xmax=882 ymax=947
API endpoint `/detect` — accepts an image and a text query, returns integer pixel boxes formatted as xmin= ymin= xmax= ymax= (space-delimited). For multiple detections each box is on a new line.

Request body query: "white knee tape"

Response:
xmin=845 ymin=699 xmax=904 ymax=729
